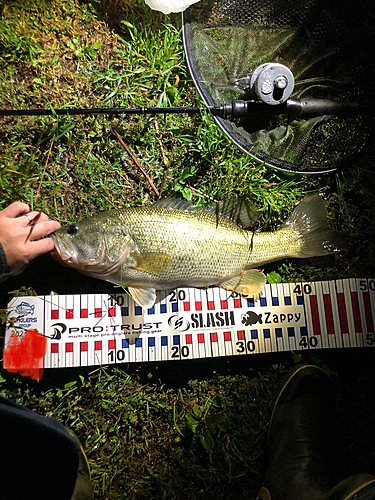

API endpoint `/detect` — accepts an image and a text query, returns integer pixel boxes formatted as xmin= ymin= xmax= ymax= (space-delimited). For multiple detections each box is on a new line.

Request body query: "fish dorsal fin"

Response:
xmin=153 ymin=197 xmax=258 ymax=228
xmin=205 ymin=199 xmax=259 ymax=229
xmin=128 ymin=287 xmax=156 ymax=309
xmin=131 ymin=252 xmax=172 ymax=275
xmin=152 ymin=198 xmax=199 ymax=211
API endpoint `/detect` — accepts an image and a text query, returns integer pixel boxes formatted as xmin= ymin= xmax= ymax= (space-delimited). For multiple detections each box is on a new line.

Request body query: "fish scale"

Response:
xmin=117 ymin=207 xmax=249 ymax=283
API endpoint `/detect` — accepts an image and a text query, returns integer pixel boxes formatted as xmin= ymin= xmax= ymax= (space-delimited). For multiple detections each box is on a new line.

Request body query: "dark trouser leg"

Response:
xmin=0 ymin=396 xmax=93 ymax=500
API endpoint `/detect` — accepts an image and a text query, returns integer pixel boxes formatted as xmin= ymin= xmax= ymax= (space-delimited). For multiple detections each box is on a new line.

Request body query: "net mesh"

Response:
xmin=183 ymin=0 xmax=375 ymax=172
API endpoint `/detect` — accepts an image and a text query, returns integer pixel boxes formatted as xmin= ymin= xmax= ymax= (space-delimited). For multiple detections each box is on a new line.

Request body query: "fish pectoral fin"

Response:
xmin=128 ymin=287 xmax=156 ymax=309
xmin=131 ymin=252 xmax=172 ymax=276
xmin=221 ymin=269 xmax=266 ymax=297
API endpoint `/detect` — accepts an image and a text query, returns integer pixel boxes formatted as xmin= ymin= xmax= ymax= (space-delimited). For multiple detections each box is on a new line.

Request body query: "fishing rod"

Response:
xmin=1 ymin=63 xmax=374 ymax=120
xmin=0 ymin=98 xmax=373 ymax=120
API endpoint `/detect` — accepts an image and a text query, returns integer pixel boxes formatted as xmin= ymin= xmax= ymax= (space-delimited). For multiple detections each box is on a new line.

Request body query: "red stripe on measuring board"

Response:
xmin=323 ymin=294 xmax=335 ymax=335
xmin=309 ymin=294 xmax=321 ymax=335
xmin=351 ymin=292 xmax=362 ymax=333
xmin=337 ymin=293 xmax=349 ymax=334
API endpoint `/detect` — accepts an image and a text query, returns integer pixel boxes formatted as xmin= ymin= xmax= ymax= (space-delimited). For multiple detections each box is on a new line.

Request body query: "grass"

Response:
xmin=1 ymin=0 xmax=375 ymax=498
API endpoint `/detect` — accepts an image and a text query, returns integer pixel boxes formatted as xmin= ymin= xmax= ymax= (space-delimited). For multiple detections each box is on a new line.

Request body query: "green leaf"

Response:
xmin=206 ymin=413 xmax=227 ymax=431
xmin=192 ymin=405 xmax=202 ymax=417
xmin=64 ymin=380 xmax=77 ymax=389
xmin=292 ymin=352 xmax=303 ymax=364
xmin=200 ymin=430 xmax=215 ymax=453
xmin=92 ymin=42 xmax=103 ymax=50
xmin=182 ymin=187 xmax=192 ymax=201
xmin=121 ymin=20 xmax=134 ymax=28
xmin=267 ymin=271 xmax=282 ymax=284
xmin=185 ymin=414 xmax=199 ymax=433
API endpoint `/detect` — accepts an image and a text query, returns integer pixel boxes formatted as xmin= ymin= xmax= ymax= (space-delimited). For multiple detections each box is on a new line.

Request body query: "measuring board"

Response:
xmin=3 ymin=278 xmax=375 ymax=370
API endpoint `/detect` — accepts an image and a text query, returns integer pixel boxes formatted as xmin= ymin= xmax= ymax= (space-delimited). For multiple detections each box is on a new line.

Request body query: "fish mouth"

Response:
xmin=51 ymin=233 xmax=128 ymax=277
xmin=50 ymin=233 xmax=81 ymax=266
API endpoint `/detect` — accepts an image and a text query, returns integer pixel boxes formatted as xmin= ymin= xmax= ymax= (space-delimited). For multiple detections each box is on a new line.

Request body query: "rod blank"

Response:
xmin=0 ymin=99 xmax=373 ymax=119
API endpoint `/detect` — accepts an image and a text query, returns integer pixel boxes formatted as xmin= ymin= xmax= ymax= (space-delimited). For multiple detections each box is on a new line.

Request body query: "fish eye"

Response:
xmin=67 ymin=224 xmax=79 ymax=235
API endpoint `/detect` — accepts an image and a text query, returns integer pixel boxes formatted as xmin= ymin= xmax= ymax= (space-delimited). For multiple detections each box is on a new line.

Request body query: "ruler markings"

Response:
xmin=266 ymin=285 xmax=277 ymax=354
xmin=316 ymin=282 xmax=329 ymax=349
xmin=367 ymin=279 xmax=375 ymax=349
xmin=4 ymin=279 xmax=375 ymax=369
xmin=281 ymin=283 xmax=295 ymax=352
xmin=350 ymin=279 xmax=364 ymax=347
xmin=336 ymin=279 xmax=351 ymax=347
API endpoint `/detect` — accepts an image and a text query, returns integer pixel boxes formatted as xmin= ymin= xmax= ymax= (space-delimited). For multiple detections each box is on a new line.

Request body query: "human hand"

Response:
xmin=0 ymin=202 xmax=60 ymax=276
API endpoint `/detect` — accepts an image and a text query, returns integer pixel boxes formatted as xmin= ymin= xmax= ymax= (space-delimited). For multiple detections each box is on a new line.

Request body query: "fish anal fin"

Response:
xmin=221 ymin=269 xmax=266 ymax=297
xmin=128 ymin=287 xmax=156 ymax=309
xmin=131 ymin=252 xmax=172 ymax=275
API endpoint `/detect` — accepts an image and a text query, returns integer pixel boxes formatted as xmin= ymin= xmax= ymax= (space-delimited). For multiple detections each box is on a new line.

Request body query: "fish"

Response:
xmin=51 ymin=194 xmax=344 ymax=309
xmin=15 ymin=302 xmax=35 ymax=316
xmin=241 ymin=311 xmax=263 ymax=327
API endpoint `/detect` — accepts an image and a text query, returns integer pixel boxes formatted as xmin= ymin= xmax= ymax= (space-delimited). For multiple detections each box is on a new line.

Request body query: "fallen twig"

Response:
xmin=35 ymin=139 xmax=54 ymax=201
xmin=112 ymin=129 xmax=160 ymax=197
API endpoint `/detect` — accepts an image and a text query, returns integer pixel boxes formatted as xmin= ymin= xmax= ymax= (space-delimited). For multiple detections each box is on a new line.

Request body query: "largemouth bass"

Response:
xmin=51 ymin=194 xmax=344 ymax=309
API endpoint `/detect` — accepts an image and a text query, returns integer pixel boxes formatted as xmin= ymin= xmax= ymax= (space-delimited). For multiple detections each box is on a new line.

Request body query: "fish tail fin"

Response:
xmin=283 ymin=194 xmax=345 ymax=257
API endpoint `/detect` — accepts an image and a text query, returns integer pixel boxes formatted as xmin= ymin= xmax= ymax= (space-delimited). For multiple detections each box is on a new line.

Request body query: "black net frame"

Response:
xmin=182 ymin=0 xmax=375 ymax=173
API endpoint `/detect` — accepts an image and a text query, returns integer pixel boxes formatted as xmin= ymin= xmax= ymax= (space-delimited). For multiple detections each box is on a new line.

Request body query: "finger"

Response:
xmin=26 ymin=220 xmax=61 ymax=241
xmin=24 ymin=211 xmax=49 ymax=226
xmin=29 ymin=211 xmax=48 ymax=221
xmin=29 ymin=237 xmax=56 ymax=258
xmin=1 ymin=202 xmax=30 ymax=219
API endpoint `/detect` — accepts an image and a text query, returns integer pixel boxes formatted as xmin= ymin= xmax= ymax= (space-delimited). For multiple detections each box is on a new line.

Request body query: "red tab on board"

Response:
xmin=337 ymin=293 xmax=349 ymax=334
xmin=66 ymin=309 xmax=74 ymax=319
xmin=3 ymin=329 xmax=47 ymax=381
xmin=237 ymin=330 xmax=245 ymax=341
xmin=351 ymin=292 xmax=362 ymax=333
xmin=309 ymin=295 xmax=321 ymax=335
xmin=210 ymin=332 xmax=218 ymax=343
xmin=323 ymin=294 xmax=335 ymax=334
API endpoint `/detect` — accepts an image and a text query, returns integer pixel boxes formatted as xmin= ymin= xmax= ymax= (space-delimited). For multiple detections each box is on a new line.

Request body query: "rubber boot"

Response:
xmin=326 ymin=474 xmax=375 ymax=500
xmin=256 ymin=364 xmax=375 ymax=500
xmin=68 ymin=430 xmax=94 ymax=500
